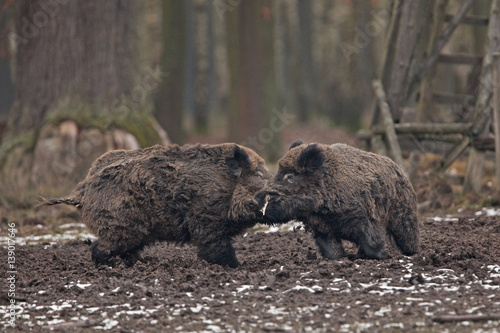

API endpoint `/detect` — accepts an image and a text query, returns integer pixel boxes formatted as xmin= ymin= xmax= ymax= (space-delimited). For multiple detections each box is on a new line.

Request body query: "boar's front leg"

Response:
xmin=91 ymin=241 xmax=112 ymax=267
xmin=197 ymin=239 xmax=239 ymax=268
xmin=314 ymin=231 xmax=346 ymax=260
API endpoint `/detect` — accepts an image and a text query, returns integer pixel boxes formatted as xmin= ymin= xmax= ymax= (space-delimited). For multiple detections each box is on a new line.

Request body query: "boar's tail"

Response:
xmin=35 ymin=196 xmax=81 ymax=209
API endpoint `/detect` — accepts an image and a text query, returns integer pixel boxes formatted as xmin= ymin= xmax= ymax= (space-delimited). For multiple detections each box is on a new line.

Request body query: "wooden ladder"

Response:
xmin=359 ymin=0 xmax=500 ymax=191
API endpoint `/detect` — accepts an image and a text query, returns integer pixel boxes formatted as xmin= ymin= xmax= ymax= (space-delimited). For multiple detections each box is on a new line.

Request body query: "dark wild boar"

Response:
xmin=40 ymin=144 xmax=271 ymax=268
xmin=256 ymin=140 xmax=419 ymax=260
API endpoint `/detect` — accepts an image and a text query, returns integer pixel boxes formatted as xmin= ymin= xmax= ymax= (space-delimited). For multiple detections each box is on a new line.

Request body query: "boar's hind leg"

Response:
xmin=357 ymin=220 xmax=389 ymax=260
xmin=197 ymin=240 xmax=239 ymax=268
xmin=390 ymin=208 xmax=419 ymax=256
xmin=314 ymin=231 xmax=346 ymax=260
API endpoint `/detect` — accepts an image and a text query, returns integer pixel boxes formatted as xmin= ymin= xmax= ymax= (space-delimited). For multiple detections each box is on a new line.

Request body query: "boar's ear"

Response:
xmin=297 ymin=144 xmax=325 ymax=173
xmin=289 ymin=140 xmax=304 ymax=150
xmin=226 ymin=145 xmax=251 ymax=177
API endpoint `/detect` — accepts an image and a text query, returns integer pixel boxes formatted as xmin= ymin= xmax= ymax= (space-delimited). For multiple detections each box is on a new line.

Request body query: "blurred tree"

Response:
xmin=296 ymin=0 xmax=315 ymax=123
xmin=0 ymin=0 xmax=168 ymax=205
xmin=226 ymin=0 xmax=280 ymax=162
xmin=0 ymin=0 xmax=14 ymax=131
xmin=184 ymin=0 xmax=196 ymax=133
xmin=155 ymin=0 xmax=187 ymax=144
xmin=274 ymin=0 xmax=297 ymax=125
xmin=226 ymin=0 xmax=262 ymax=144
xmin=193 ymin=0 xmax=216 ymax=134
xmin=352 ymin=0 xmax=375 ymax=111
xmin=0 ymin=55 xmax=14 ymax=133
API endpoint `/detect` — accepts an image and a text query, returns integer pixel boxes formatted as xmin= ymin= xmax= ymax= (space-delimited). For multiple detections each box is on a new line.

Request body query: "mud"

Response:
xmin=1 ymin=213 xmax=500 ymax=332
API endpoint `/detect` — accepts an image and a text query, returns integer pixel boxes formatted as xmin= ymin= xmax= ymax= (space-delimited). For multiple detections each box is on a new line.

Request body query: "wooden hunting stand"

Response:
xmin=358 ymin=0 xmax=500 ymax=192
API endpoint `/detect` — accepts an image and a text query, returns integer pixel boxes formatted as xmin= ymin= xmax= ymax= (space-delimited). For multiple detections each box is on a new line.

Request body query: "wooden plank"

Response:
xmin=437 ymin=53 xmax=482 ymax=65
xmin=444 ymin=14 xmax=489 ymax=25
xmin=403 ymin=133 xmax=464 ymax=143
xmin=366 ymin=123 xmax=471 ymax=136
xmin=372 ymin=80 xmax=404 ymax=168
xmin=493 ymin=53 xmax=500 ymax=189
xmin=432 ymin=92 xmax=473 ymax=104
xmin=395 ymin=123 xmax=471 ymax=134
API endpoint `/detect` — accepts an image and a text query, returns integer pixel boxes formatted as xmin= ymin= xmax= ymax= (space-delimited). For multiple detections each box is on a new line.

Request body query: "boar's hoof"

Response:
xmin=91 ymin=241 xmax=112 ymax=267
xmin=120 ymin=251 xmax=140 ymax=267
xmin=357 ymin=246 xmax=389 ymax=260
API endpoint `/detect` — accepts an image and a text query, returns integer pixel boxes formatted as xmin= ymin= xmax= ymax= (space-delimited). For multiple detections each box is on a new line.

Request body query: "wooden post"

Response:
xmin=386 ymin=0 xmax=422 ymax=122
xmin=367 ymin=0 xmax=402 ymax=136
xmin=493 ymin=52 xmax=500 ymax=189
xmin=463 ymin=0 xmax=500 ymax=193
xmin=372 ymin=80 xmax=404 ymax=168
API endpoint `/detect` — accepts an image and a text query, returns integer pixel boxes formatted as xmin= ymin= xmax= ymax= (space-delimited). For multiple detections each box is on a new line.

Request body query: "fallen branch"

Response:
xmin=433 ymin=314 xmax=500 ymax=323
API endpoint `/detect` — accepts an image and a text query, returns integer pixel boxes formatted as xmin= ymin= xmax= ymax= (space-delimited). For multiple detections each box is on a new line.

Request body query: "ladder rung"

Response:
xmin=438 ymin=53 xmax=482 ymax=65
xmin=444 ymin=14 xmax=489 ymax=25
xmin=432 ymin=92 xmax=473 ymax=104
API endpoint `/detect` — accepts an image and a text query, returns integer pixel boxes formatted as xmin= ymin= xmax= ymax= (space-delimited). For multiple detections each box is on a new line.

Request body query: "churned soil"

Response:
xmin=1 ymin=212 xmax=500 ymax=332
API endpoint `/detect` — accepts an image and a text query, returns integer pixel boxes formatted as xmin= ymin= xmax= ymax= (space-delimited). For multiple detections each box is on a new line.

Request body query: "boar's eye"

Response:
xmin=283 ymin=173 xmax=294 ymax=183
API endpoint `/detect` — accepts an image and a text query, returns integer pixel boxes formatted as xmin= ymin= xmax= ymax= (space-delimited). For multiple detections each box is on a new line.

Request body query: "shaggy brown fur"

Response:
xmin=40 ymin=144 xmax=271 ymax=268
xmin=256 ymin=141 xmax=419 ymax=260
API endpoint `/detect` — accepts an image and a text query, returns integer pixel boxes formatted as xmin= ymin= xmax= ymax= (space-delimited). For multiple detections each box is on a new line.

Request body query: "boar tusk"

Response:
xmin=260 ymin=194 xmax=271 ymax=216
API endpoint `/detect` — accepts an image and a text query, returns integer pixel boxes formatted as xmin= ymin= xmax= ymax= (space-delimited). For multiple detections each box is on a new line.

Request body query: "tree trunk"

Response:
xmin=296 ymin=0 xmax=315 ymax=123
xmin=184 ymin=0 xmax=196 ymax=134
xmin=194 ymin=0 xmax=211 ymax=134
xmin=0 ymin=0 xmax=168 ymax=206
xmin=226 ymin=1 xmax=279 ymax=162
xmin=226 ymin=0 xmax=263 ymax=144
xmin=155 ymin=0 xmax=187 ymax=144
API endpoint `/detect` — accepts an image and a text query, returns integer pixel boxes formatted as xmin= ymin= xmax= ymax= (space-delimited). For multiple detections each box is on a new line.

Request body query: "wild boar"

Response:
xmin=40 ymin=143 xmax=271 ymax=268
xmin=256 ymin=140 xmax=419 ymax=260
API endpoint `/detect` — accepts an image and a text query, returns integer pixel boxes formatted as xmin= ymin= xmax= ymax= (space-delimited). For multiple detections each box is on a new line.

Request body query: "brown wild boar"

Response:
xmin=40 ymin=144 xmax=271 ymax=268
xmin=255 ymin=140 xmax=419 ymax=260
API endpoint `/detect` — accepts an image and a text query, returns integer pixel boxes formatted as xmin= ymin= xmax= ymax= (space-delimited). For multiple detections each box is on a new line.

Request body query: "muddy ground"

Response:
xmin=0 ymin=209 xmax=499 ymax=332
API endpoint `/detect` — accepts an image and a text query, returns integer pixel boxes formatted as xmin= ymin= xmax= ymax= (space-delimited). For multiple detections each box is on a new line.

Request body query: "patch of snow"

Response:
xmin=59 ymin=223 xmax=87 ymax=229
xmin=283 ymin=285 xmax=322 ymax=294
xmin=429 ymin=216 xmax=459 ymax=222
xmin=190 ymin=304 xmax=204 ymax=313
xmin=98 ymin=318 xmax=119 ymax=330
xmin=76 ymin=283 xmax=92 ymax=290
xmin=475 ymin=207 xmax=500 ymax=216
xmin=46 ymin=318 xmax=65 ymax=325
xmin=236 ymin=285 xmax=253 ymax=293
xmin=383 ymin=323 xmax=404 ymax=329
